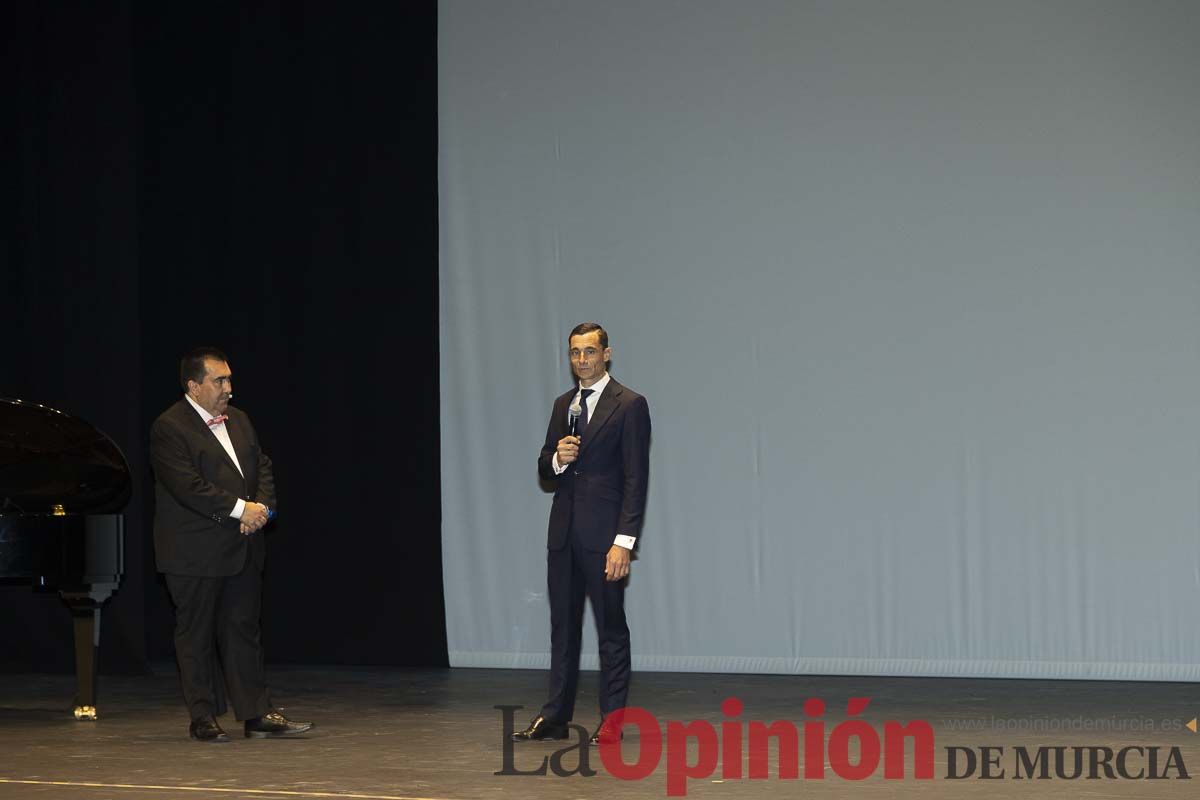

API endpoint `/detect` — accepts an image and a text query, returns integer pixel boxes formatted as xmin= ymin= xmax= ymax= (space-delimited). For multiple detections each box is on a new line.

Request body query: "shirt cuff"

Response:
xmin=613 ymin=534 xmax=636 ymax=550
xmin=552 ymin=453 xmax=568 ymax=475
xmin=231 ymin=498 xmax=246 ymax=520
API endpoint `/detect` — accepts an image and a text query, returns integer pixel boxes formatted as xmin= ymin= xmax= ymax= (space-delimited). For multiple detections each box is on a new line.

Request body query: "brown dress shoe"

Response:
xmin=189 ymin=716 xmax=231 ymax=743
xmin=511 ymin=715 xmax=569 ymax=741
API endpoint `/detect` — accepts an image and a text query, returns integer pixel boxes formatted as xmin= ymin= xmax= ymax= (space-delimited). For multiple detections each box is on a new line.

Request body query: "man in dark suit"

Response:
xmin=150 ymin=347 xmax=311 ymax=742
xmin=513 ymin=323 xmax=651 ymax=746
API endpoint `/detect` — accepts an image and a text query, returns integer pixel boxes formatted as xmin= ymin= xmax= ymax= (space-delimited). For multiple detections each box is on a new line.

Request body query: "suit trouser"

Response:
xmin=165 ymin=553 xmax=271 ymax=722
xmin=541 ymin=526 xmax=631 ymax=723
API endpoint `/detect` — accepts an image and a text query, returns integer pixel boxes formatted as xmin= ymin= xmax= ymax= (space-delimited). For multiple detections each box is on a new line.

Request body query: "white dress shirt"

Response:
xmin=550 ymin=372 xmax=636 ymax=550
xmin=184 ymin=393 xmax=246 ymax=520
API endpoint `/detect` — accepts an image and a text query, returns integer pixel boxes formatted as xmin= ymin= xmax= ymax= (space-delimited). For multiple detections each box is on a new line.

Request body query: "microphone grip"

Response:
xmin=568 ymin=416 xmax=579 ymax=437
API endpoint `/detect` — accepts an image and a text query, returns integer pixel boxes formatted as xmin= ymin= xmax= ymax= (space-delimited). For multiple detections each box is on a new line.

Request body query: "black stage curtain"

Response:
xmin=4 ymin=0 xmax=146 ymax=675
xmin=3 ymin=1 xmax=446 ymax=673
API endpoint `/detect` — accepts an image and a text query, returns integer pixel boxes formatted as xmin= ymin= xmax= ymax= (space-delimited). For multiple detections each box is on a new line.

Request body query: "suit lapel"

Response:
xmin=557 ymin=390 xmax=575 ymax=435
xmin=580 ymin=380 xmax=622 ymax=454
xmin=179 ymin=400 xmax=245 ymax=485
xmin=224 ymin=414 xmax=252 ymax=485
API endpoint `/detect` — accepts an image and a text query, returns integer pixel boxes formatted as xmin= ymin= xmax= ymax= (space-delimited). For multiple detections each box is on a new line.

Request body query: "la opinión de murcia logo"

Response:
xmin=496 ymin=699 xmax=1191 ymax=796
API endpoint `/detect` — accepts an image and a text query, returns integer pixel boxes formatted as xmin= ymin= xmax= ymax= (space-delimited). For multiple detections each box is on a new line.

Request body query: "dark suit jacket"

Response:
xmin=150 ymin=399 xmax=277 ymax=577
xmin=538 ymin=377 xmax=650 ymax=553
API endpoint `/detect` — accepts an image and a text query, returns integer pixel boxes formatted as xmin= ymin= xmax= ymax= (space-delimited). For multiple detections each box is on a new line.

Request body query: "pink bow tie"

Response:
xmin=207 ymin=415 xmax=229 ymax=427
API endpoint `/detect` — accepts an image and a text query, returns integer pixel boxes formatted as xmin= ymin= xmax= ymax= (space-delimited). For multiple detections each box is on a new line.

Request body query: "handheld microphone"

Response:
xmin=568 ymin=402 xmax=582 ymax=436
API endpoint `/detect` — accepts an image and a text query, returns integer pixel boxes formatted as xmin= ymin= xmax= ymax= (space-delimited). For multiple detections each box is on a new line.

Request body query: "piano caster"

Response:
xmin=74 ymin=705 xmax=98 ymax=721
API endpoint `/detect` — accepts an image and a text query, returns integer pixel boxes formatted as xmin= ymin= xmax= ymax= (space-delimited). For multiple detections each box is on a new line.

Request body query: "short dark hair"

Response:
xmin=180 ymin=347 xmax=229 ymax=391
xmin=569 ymin=322 xmax=608 ymax=349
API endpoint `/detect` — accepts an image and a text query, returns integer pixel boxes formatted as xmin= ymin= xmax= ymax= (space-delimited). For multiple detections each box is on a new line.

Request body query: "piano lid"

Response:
xmin=0 ymin=398 xmax=132 ymax=514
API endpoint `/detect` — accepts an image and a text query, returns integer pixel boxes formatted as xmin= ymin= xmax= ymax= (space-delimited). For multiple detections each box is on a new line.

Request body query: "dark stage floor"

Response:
xmin=1 ymin=665 xmax=1197 ymax=799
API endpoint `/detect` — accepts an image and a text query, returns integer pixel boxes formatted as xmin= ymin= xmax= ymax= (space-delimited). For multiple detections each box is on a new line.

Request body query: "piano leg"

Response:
xmin=60 ymin=584 xmax=116 ymax=721
xmin=70 ymin=606 xmax=100 ymax=720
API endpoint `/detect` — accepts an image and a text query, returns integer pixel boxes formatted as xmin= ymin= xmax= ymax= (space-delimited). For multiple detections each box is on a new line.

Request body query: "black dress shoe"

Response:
xmin=244 ymin=710 xmax=314 ymax=738
xmin=590 ymin=716 xmax=624 ymax=746
xmin=511 ymin=715 xmax=569 ymax=741
xmin=189 ymin=716 xmax=231 ymax=743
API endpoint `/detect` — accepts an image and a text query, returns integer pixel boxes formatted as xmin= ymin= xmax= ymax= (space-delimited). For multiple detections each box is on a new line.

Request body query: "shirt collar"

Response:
xmin=577 ymin=371 xmax=611 ymax=399
xmin=184 ymin=393 xmax=224 ymax=426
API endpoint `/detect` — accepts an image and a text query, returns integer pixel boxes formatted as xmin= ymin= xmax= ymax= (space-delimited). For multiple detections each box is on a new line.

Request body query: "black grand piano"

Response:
xmin=0 ymin=398 xmax=128 ymax=720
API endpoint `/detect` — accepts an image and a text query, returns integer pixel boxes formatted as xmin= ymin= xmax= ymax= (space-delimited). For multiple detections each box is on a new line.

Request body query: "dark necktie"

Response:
xmin=577 ymin=389 xmax=594 ymax=435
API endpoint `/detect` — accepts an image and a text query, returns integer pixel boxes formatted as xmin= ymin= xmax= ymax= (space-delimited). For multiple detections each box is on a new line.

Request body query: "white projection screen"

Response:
xmin=439 ymin=0 xmax=1200 ymax=680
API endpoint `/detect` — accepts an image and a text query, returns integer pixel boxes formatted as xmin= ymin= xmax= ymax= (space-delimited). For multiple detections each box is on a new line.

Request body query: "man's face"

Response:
xmin=189 ymin=359 xmax=233 ymax=416
xmin=568 ymin=331 xmax=611 ymax=388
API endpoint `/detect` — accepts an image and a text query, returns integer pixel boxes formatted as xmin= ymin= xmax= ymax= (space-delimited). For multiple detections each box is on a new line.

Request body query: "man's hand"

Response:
xmin=240 ymin=502 xmax=269 ymax=535
xmin=556 ymin=435 xmax=581 ymax=466
xmin=605 ymin=544 xmax=631 ymax=581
